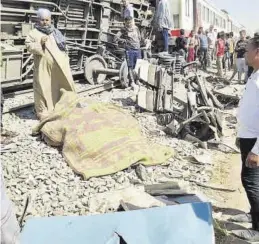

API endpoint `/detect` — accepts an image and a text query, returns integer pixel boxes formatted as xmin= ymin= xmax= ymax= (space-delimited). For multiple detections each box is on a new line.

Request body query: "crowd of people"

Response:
xmin=174 ymin=25 xmax=259 ymax=84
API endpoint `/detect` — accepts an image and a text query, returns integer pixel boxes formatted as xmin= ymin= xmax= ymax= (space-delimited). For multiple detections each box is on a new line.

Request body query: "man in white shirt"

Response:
xmin=232 ymin=36 xmax=259 ymax=242
xmin=207 ymin=25 xmax=217 ymax=68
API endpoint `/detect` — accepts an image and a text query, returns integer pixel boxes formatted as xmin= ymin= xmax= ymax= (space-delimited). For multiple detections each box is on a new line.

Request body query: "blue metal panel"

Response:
xmin=21 ymin=203 xmax=214 ymax=244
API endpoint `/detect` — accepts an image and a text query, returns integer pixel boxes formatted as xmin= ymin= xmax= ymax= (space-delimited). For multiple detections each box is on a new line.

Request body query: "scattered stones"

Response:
xmin=135 ymin=164 xmax=148 ymax=181
xmin=1 ymin=79 xmax=233 ymax=220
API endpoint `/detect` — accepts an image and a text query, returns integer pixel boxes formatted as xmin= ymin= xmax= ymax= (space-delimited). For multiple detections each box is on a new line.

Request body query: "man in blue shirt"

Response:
xmin=198 ymin=27 xmax=209 ymax=70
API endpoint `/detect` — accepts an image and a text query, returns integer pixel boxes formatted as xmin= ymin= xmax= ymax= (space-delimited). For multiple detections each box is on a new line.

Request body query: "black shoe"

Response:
xmin=232 ymin=229 xmax=259 ymax=242
xmin=229 ymin=213 xmax=252 ymax=223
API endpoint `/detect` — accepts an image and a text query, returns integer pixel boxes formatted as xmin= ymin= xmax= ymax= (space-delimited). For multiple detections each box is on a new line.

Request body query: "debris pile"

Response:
xmin=213 ymin=84 xmax=244 ymax=105
xmin=134 ymin=58 xmax=225 ymax=149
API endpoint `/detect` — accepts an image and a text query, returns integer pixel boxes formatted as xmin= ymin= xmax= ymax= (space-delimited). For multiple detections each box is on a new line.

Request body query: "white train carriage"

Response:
xmin=169 ymin=0 xmax=241 ymax=38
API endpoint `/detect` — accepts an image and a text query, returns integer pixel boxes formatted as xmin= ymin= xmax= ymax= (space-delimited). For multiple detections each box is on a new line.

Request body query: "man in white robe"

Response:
xmin=26 ymin=8 xmax=75 ymax=120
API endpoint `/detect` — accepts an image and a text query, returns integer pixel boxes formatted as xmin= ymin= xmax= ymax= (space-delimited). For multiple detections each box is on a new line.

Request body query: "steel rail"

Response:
xmin=3 ymin=80 xmax=120 ymax=114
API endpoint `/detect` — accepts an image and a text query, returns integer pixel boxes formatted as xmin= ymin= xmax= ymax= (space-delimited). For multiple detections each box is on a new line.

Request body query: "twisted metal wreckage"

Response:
xmin=134 ymin=56 xmax=225 ymax=150
xmin=1 ymin=0 xmax=229 ymax=148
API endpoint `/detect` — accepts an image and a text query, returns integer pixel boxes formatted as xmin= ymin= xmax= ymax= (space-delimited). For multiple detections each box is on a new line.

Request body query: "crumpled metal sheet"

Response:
xmin=213 ymin=85 xmax=245 ymax=100
xmin=21 ymin=203 xmax=214 ymax=244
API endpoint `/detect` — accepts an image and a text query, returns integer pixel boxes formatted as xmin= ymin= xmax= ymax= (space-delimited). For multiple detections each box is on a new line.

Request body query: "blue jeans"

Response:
xmin=126 ymin=49 xmax=141 ymax=69
xmin=161 ymin=28 xmax=169 ymax=52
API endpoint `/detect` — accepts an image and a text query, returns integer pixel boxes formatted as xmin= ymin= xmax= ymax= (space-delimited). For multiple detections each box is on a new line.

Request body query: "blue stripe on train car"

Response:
xmin=21 ymin=202 xmax=214 ymax=244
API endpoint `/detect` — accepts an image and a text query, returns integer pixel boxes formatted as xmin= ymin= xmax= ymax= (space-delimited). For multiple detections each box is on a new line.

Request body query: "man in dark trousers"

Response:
xmin=232 ymin=36 xmax=259 ymax=242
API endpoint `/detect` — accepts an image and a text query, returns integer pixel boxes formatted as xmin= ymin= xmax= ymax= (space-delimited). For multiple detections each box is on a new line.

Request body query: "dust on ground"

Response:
xmin=204 ymin=151 xmax=251 ymax=244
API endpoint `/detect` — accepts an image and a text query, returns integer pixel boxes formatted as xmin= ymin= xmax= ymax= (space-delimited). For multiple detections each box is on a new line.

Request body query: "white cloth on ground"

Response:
xmin=237 ymin=70 xmax=259 ymax=155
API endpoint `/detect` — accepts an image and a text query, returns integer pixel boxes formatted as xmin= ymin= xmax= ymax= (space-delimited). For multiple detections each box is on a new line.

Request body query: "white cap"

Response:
xmin=37 ymin=8 xmax=51 ymax=19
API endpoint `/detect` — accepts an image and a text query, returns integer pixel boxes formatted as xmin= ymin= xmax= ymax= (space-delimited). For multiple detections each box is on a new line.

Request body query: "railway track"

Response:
xmin=3 ymin=80 xmax=121 ymax=114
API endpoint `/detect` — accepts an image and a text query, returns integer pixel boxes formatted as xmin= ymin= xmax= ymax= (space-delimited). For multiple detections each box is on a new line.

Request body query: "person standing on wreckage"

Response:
xmin=235 ymin=30 xmax=249 ymax=84
xmin=155 ymin=0 xmax=172 ymax=53
xmin=26 ymin=8 xmax=75 ymax=120
xmin=232 ymin=36 xmax=259 ymax=242
xmin=114 ymin=16 xmax=142 ymax=91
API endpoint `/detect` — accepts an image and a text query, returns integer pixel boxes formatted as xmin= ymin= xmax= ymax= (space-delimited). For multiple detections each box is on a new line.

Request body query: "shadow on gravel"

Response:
xmin=112 ymin=97 xmax=136 ymax=107
xmin=13 ymin=107 xmax=37 ymax=121
xmin=213 ymin=207 xmax=251 ymax=244
xmin=213 ymin=206 xmax=246 ymax=216
xmin=215 ymin=219 xmax=251 ymax=244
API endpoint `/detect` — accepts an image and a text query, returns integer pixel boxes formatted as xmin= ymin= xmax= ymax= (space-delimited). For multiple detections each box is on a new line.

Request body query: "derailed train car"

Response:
xmin=0 ymin=0 xmax=153 ymax=89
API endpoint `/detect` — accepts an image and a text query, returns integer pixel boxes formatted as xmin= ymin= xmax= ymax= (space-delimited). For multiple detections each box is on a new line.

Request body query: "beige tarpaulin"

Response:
xmin=32 ymin=90 xmax=174 ymax=179
xmin=25 ymin=29 xmax=75 ymax=120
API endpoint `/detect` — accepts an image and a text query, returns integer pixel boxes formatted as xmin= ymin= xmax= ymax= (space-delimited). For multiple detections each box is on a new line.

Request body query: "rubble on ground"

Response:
xmin=1 ymin=84 xmax=226 ymax=220
xmin=213 ymin=84 xmax=244 ymax=104
xmin=1 ymin=59 xmax=242 ymax=229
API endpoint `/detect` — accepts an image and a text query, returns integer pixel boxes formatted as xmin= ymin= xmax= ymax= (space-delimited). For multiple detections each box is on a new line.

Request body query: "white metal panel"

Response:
xmin=181 ymin=0 xmax=194 ymax=31
xmin=168 ymin=0 xmax=180 ymax=15
xmin=167 ymin=0 xmax=181 ymax=29
xmin=168 ymin=0 xmax=193 ymax=31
